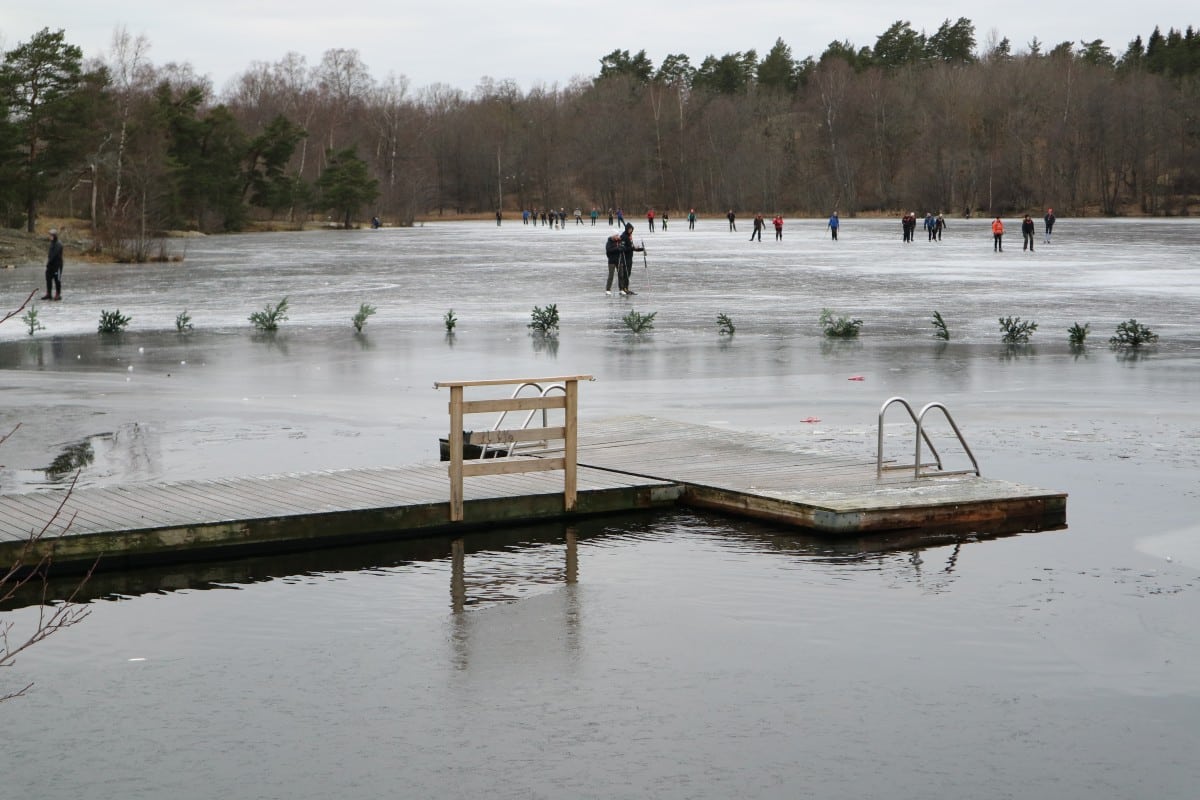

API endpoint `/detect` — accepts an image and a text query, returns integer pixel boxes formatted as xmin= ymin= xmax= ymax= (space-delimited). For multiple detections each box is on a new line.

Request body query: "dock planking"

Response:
xmin=0 ymin=416 xmax=1065 ymax=572
xmin=569 ymin=416 xmax=1066 ymax=534
xmin=0 ymin=462 xmax=680 ymax=572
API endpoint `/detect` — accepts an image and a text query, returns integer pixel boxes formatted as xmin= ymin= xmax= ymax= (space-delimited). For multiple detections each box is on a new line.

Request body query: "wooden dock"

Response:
xmin=571 ymin=417 xmax=1065 ymax=534
xmin=0 ymin=416 xmax=1065 ymax=572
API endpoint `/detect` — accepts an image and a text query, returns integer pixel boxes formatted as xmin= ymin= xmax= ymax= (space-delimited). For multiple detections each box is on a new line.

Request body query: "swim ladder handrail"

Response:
xmin=914 ymin=402 xmax=980 ymax=479
xmin=877 ymin=396 xmax=943 ymax=478
xmin=503 ymin=384 xmax=567 ymax=456
xmin=877 ymin=396 xmax=980 ymax=479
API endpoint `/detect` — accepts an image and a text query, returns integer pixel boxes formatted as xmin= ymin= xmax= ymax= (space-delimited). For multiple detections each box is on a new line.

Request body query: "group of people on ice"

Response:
xmin=991 ymin=209 xmax=1056 ymax=252
xmin=604 ymin=223 xmax=645 ymax=296
xmin=900 ymin=212 xmax=949 ymax=242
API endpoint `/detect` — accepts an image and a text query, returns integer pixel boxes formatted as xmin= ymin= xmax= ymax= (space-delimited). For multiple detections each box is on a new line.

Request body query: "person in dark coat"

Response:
xmin=618 ymin=223 xmax=644 ymax=295
xmin=43 ymin=229 xmax=64 ymax=300
xmin=750 ymin=213 xmax=765 ymax=241
xmin=604 ymin=233 xmax=622 ymax=295
xmin=1021 ymin=215 xmax=1036 ymax=251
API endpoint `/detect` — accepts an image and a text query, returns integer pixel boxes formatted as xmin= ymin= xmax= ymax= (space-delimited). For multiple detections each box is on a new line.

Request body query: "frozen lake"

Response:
xmin=2 ymin=217 xmax=1199 ymax=798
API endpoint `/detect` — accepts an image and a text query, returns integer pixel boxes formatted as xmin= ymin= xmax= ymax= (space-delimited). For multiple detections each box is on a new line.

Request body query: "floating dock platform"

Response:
xmin=0 ymin=416 xmax=1066 ymax=572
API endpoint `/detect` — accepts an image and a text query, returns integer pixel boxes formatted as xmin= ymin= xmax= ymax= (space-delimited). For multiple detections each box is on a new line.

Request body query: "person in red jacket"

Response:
xmin=772 ymin=214 xmax=783 ymax=240
xmin=992 ymin=216 xmax=1005 ymax=252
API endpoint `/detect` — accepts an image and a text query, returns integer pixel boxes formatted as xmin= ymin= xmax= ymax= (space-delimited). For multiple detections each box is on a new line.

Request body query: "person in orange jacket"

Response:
xmin=992 ymin=215 xmax=1005 ymax=252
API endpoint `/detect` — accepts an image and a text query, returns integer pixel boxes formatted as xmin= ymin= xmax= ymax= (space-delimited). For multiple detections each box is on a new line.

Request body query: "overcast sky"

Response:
xmin=3 ymin=1 xmax=1194 ymax=95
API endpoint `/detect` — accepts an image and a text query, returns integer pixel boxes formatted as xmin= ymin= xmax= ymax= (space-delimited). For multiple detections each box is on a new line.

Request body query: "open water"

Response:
xmin=1 ymin=217 xmax=1198 ymax=798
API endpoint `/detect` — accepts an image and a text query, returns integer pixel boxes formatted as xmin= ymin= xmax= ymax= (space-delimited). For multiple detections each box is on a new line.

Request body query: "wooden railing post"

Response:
xmin=448 ymin=384 xmax=465 ymax=522
xmin=563 ymin=378 xmax=579 ymax=511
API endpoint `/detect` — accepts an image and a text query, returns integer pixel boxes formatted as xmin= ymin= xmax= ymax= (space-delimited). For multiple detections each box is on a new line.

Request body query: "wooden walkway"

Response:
xmin=0 ymin=463 xmax=680 ymax=571
xmin=0 ymin=416 xmax=1065 ymax=572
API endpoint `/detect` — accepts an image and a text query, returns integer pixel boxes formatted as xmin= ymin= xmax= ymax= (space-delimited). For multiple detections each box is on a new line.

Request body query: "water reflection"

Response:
xmin=530 ymin=334 xmax=558 ymax=357
xmin=5 ymin=509 xmax=1049 ymax=611
xmin=819 ymin=338 xmax=864 ymax=358
xmin=250 ymin=331 xmax=289 ymax=356
xmin=1114 ymin=347 xmax=1153 ymax=365
xmin=997 ymin=344 xmax=1038 ymax=361
xmin=43 ymin=439 xmax=95 ymax=479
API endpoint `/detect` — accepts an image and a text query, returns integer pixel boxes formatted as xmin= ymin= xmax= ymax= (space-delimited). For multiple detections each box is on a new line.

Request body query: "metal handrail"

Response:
xmin=915 ymin=402 xmax=980 ymax=479
xmin=501 ymin=383 xmax=566 ymax=455
xmin=877 ymin=396 xmax=943 ymax=477
xmin=877 ymin=396 xmax=980 ymax=479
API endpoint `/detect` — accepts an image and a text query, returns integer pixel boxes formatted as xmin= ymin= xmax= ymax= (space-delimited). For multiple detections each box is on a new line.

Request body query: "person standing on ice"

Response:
xmin=618 ymin=222 xmax=644 ymax=295
xmin=1043 ymin=208 xmax=1056 ymax=243
xmin=992 ymin=215 xmax=1005 ymax=252
xmin=750 ymin=213 xmax=765 ymax=241
xmin=43 ymin=228 xmax=64 ymax=301
xmin=1021 ymin=214 xmax=1036 ymax=251
xmin=827 ymin=211 xmax=839 ymax=240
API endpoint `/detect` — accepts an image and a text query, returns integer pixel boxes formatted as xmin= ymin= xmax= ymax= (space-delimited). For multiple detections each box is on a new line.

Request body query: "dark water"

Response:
xmin=2 ymin=219 xmax=1199 ymax=798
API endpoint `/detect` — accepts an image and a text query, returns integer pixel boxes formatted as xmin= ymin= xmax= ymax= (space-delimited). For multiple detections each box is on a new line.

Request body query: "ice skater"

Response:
xmin=43 ymin=228 xmax=63 ymax=301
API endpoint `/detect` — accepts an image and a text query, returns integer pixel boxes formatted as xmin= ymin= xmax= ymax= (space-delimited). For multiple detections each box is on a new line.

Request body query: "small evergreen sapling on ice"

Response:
xmin=22 ymin=306 xmax=44 ymax=336
xmin=98 ymin=309 xmax=131 ymax=333
xmin=931 ymin=310 xmax=950 ymax=340
xmin=999 ymin=315 xmax=1037 ymax=344
xmin=1109 ymin=319 xmax=1157 ymax=348
xmin=352 ymin=303 xmax=376 ymax=333
xmin=717 ymin=313 xmax=735 ymax=336
xmin=528 ymin=304 xmax=560 ymax=335
xmin=250 ymin=297 xmax=289 ymax=331
xmin=820 ymin=308 xmax=862 ymax=338
xmin=622 ymin=310 xmax=656 ymax=333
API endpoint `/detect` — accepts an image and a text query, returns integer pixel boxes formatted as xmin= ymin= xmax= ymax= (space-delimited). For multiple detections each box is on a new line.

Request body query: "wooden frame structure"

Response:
xmin=433 ymin=375 xmax=593 ymax=522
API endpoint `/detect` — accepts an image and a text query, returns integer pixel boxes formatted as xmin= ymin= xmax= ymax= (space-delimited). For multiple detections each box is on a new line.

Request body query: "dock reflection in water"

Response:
xmin=7 ymin=508 xmax=1024 ymax=611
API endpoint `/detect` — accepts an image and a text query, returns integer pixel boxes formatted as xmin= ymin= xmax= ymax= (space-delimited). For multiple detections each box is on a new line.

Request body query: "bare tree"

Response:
xmin=1 ymin=291 xmax=92 ymax=703
xmin=104 ymin=26 xmax=152 ymax=221
xmin=1 ymin=464 xmax=91 ymax=702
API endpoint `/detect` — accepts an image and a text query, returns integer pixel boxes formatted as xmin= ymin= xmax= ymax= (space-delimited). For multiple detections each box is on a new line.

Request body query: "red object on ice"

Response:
xmin=848 ymin=375 xmax=865 ymax=381
xmin=800 ymin=417 xmax=821 ymax=423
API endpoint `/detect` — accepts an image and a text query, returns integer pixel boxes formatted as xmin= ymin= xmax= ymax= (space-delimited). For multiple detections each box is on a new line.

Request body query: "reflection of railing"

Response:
xmin=877 ymin=396 xmax=981 ymax=479
xmin=434 ymin=375 xmax=593 ymax=522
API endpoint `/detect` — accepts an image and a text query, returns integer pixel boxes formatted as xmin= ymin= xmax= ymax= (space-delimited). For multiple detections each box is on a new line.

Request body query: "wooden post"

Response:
xmin=563 ymin=378 xmax=579 ymax=511
xmin=448 ymin=384 xmax=464 ymax=522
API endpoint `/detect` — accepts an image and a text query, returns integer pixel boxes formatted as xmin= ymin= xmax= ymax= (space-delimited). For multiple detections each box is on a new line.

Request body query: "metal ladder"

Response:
xmin=485 ymin=381 xmax=566 ymax=457
xmin=876 ymin=396 xmax=981 ymax=479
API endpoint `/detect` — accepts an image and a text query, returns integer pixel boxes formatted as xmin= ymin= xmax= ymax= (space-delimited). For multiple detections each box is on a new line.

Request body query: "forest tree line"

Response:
xmin=1 ymin=20 xmax=1198 ymax=257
